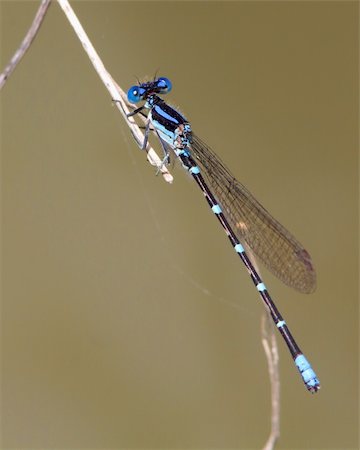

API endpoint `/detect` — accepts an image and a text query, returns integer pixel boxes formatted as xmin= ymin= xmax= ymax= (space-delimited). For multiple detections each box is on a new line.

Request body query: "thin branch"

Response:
xmin=0 ymin=0 xmax=52 ymax=90
xmin=56 ymin=0 xmax=173 ymax=183
xmin=245 ymin=245 xmax=281 ymax=450
xmin=261 ymin=312 xmax=280 ymax=450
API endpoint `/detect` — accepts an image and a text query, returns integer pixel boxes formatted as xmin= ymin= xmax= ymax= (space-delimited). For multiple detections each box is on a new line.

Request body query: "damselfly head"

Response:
xmin=127 ymin=77 xmax=172 ymax=103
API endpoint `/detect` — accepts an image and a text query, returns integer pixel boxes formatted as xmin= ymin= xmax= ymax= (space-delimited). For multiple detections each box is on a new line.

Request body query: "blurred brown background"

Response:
xmin=1 ymin=1 xmax=358 ymax=449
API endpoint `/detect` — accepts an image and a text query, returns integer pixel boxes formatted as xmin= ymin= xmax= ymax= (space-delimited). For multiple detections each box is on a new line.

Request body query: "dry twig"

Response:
xmin=0 ymin=0 xmax=173 ymax=183
xmin=0 ymin=0 xmax=51 ymax=89
xmin=261 ymin=312 xmax=281 ymax=450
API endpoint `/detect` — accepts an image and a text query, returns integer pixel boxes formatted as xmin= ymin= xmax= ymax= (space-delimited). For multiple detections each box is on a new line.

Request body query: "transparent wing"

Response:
xmin=190 ymin=134 xmax=316 ymax=294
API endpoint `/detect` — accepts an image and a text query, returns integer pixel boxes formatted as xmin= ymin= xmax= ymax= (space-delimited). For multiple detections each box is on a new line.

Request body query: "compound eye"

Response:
xmin=127 ymin=86 xmax=143 ymax=103
xmin=157 ymin=77 xmax=172 ymax=94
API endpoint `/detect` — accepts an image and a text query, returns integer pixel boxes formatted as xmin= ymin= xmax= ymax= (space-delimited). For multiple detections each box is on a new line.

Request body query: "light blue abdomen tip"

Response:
xmin=295 ymin=354 xmax=321 ymax=393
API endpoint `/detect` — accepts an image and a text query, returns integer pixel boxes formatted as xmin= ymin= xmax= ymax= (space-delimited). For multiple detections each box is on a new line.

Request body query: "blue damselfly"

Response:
xmin=126 ymin=77 xmax=320 ymax=393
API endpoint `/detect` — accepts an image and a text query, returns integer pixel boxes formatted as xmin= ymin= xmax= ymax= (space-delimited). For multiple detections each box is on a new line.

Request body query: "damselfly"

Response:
xmin=126 ymin=76 xmax=320 ymax=393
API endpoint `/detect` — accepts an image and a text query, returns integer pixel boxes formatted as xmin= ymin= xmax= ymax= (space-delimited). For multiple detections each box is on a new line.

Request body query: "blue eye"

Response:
xmin=157 ymin=77 xmax=172 ymax=94
xmin=127 ymin=86 xmax=143 ymax=103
